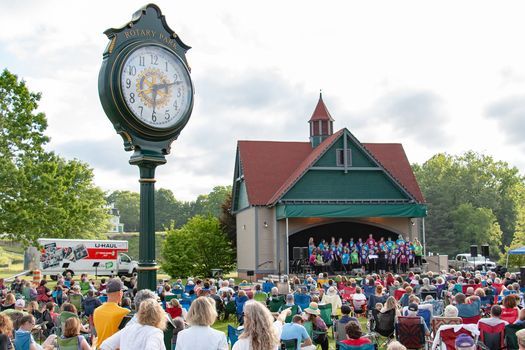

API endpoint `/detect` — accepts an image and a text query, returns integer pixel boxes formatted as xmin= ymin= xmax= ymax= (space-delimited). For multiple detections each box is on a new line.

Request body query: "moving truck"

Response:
xmin=36 ymin=238 xmax=138 ymax=278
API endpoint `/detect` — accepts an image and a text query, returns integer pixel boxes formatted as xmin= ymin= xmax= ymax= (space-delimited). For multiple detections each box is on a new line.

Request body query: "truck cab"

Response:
xmin=118 ymin=253 xmax=138 ymax=277
xmin=450 ymin=253 xmax=496 ymax=271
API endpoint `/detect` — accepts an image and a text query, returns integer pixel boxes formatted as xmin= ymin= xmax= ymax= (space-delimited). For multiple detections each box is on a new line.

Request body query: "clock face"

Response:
xmin=120 ymin=45 xmax=193 ymax=129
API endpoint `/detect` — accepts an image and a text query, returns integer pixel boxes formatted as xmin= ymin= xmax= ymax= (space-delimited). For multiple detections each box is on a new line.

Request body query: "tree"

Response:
xmin=193 ymin=186 xmax=231 ymax=218
xmin=503 ymin=206 xmax=525 ymax=267
xmin=161 ymin=215 xmax=235 ymax=277
xmin=450 ymin=203 xmax=502 ymax=258
xmin=219 ymin=191 xmax=236 ymax=247
xmin=0 ymin=69 xmax=110 ymax=245
xmin=155 ymin=188 xmax=178 ymax=231
xmin=413 ymin=151 xmax=525 ymax=257
xmin=106 ymin=190 xmax=140 ymax=232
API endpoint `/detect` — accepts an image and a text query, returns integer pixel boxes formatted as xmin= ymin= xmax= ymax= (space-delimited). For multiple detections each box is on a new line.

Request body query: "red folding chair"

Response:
xmin=461 ymin=315 xmax=481 ymax=324
xmin=394 ymin=289 xmax=406 ymax=301
xmin=500 ymin=307 xmax=519 ymax=324
xmin=438 ymin=326 xmax=478 ymax=350
xmin=478 ymin=321 xmax=505 ymax=350
xmin=395 ymin=316 xmax=426 ymax=349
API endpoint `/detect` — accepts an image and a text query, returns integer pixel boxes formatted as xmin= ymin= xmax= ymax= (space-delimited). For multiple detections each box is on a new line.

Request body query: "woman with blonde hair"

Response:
xmin=101 ymin=298 xmax=167 ymax=350
xmin=233 ymin=300 xmax=290 ymax=350
xmin=0 ymin=293 xmax=15 ymax=311
xmin=381 ymin=296 xmax=401 ymax=316
xmin=176 ymin=297 xmax=228 ymax=350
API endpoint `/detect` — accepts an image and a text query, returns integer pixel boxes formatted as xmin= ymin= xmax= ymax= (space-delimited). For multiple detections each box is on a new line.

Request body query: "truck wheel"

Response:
xmin=130 ymin=269 xmax=137 ymax=277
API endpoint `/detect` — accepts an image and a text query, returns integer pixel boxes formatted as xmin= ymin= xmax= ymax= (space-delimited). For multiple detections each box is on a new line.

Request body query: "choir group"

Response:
xmin=308 ymin=234 xmax=424 ymax=274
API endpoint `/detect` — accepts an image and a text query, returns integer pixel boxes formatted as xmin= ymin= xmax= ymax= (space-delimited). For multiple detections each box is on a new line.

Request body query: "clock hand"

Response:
xmin=152 ymin=88 xmax=158 ymax=111
xmin=152 ymin=81 xmax=182 ymax=90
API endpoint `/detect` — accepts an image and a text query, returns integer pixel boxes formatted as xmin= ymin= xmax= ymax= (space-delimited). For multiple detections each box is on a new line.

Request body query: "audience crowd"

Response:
xmin=1 ymin=266 xmax=525 ymax=350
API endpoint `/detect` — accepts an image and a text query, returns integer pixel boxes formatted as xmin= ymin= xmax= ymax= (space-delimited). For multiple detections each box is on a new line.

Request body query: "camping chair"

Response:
xmin=223 ymin=300 xmax=237 ymax=321
xmin=184 ymin=284 xmax=194 ymax=294
xmin=433 ymin=325 xmax=479 ymax=350
xmin=335 ymin=317 xmax=358 ymax=345
xmin=478 ymin=322 xmax=505 ymax=350
xmin=304 ymin=321 xmax=328 ymax=348
xmin=420 ymin=290 xmax=438 ymax=301
xmin=283 ymin=304 xmax=298 ymax=323
xmin=350 ymin=298 xmax=367 ymax=318
xmin=319 ymin=303 xmax=334 ymax=336
xmin=500 ymin=307 xmax=519 ymax=324
xmin=338 ymin=343 xmax=375 ymax=350
xmin=263 ymin=281 xmax=275 ymax=293
xmin=268 ymin=297 xmax=285 ymax=313
xmin=68 ymin=294 xmax=83 ymax=315
xmin=395 ymin=316 xmax=426 ymax=350
xmin=430 ymin=317 xmax=461 ymax=338
xmin=253 ymin=292 xmax=268 ymax=303
xmin=479 ymin=296 xmax=493 ymax=317
xmin=369 ymin=308 xmax=395 ymax=348
xmin=505 ymin=323 xmax=525 ymax=350
xmin=367 ymin=295 xmax=388 ymax=313
xmin=461 ymin=315 xmax=481 ymax=325
xmin=363 ymin=285 xmax=376 ymax=299
xmin=227 ymin=324 xmax=243 ymax=347
xmin=417 ymin=308 xmax=432 ymax=329
xmin=394 ymin=289 xmax=406 ymax=301
xmin=294 ymin=294 xmax=311 ymax=311
xmin=56 ymin=335 xmax=85 ymax=350
xmin=280 ymin=338 xmax=299 ymax=350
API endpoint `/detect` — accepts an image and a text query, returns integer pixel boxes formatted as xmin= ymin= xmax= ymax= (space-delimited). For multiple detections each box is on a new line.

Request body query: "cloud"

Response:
xmin=345 ymin=90 xmax=451 ymax=147
xmin=486 ymin=96 xmax=525 ymax=150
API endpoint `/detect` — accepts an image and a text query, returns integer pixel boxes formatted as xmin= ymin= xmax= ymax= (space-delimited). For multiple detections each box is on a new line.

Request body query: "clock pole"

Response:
xmin=99 ymin=5 xmax=194 ymax=292
xmin=131 ymin=152 xmax=166 ymax=291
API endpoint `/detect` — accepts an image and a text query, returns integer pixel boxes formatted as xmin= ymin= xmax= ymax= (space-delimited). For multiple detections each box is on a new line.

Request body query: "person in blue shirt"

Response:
xmin=280 ymin=315 xmax=315 ymax=350
xmin=342 ymin=249 xmax=350 ymax=272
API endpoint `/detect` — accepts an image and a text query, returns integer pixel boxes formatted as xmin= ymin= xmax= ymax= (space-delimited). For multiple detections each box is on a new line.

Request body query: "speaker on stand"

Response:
xmin=470 ymin=245 xmax=477 ymax=271
xmin=481 ymin=245 xmax=490 ymax=272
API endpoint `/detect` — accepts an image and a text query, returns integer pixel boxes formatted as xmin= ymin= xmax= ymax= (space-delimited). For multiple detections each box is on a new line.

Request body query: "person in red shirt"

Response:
xmin=166 ymin=298 xmax=184 ymax=319
xmin=340 ymin=320 xmax=372 ymax=346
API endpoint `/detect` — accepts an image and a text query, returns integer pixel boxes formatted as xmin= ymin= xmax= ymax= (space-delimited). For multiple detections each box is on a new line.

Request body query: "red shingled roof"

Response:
xmin=238 ymin=141 xmax=312 ymax=206
xmin=237 ymin=132 xmax=424 ymax=205
xmin=309 ymin=94 xmax=334 ymax=122
xmin=363 ymin=143 xmax=425 ymax=203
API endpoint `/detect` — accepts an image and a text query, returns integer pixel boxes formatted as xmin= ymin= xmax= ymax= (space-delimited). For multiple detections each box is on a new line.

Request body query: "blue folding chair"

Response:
xmin=338 ymin=342 xmax=375 ymax=350
xmin=262 ymin=281 xmax=274 ymax=294
xmin=294 ymin=294 xmax=311 ymax=312
xmin=227 ymin=325 xmax=243 ymax=346
xmin=184 ymin=285 xmax=194 ymax=294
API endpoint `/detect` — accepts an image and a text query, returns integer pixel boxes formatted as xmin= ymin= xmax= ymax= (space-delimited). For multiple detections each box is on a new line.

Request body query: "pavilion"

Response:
xmin=231 ymin=94 xmax=427 ymax=278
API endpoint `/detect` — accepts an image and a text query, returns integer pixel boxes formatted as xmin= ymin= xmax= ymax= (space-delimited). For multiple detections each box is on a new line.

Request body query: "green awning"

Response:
xmin=276 ymin=203 xmax=427 ymax=219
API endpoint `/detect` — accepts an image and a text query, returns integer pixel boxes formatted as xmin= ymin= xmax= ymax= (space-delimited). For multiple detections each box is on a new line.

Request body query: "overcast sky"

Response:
xmin=1 ymin=1 xmax=524 ymax=201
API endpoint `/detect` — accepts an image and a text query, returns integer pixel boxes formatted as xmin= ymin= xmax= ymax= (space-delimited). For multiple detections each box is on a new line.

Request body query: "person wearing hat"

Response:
xmin=14 ymin=299 xmax=26 ymax=312
xmin=321 ymin=286 xmax=342 ymax=316
xmin=93 ymin=278 xmax=130 ymax=348
xmin=455 ymin=333 xmax=476 ymax=350
xmin=304 ymin=302 xmax=328 ymax=350
xmin=403 ymin=303 xmax=430 ymax=336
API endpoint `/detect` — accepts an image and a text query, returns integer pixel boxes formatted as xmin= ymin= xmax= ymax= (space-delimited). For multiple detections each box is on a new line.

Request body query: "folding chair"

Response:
xmin=434 ymin=325 xmax=479 ymax=350
xmin=505 ymin=323 xmax=525 ymax=350
xmin=283 ymin=305 xmax=298 ymax=323
xmin=500 ymin=307 xmax=519 ymax=324
xmin=294 ymin=294 xmax=311 ymax=311
xmin=395 ymin=316 xmax=426 ymax=350
xmin=420 ymin=290 xmax=438 ymax=301
xmin=227 ymin=324 xmax=243 ymax=347
xmin=268 ymin=297 xmax=285 ymax=313
xmin=280 ymin=338 xmax=299 ymax=350
xmin=430 ymin=317 xmax=461 ymax=338
xmin=478 ymin=322 xmax=505 ymax=350
xmin=338 ymin=343 xmax=375 ymax=350
xmin=253 ymin=292 xmax=268 ymax=303
xmin=461 ymin=315 xmax=481 ymax=325
xmin=369 ymin=308 xmax=395 ymax=348
xmin=263 ymin=281 xmax=275 ymax=293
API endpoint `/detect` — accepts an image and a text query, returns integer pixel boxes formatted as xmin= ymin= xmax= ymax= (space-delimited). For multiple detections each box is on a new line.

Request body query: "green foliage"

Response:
xmin=503 ymin=206 xmax=525 ymax=267
xmin=413 ymin=151 xmax=525 ymax=257
xmin=219 ymin=191 xmax=236 ymax=247
xmin=161 ymin=216 xmax=235 ymax=277
xmin=193 ymin=186 xmax=231 ymax=218
xmin=0 ymin=69 xmax=109 ymax=246
xmin=107 ymin=190 xmax=140 ymax=232
xmin=107 ymin=185 xmax=232 ymax=233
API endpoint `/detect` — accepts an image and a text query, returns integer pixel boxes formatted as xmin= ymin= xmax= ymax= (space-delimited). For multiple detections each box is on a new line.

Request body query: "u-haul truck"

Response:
xmin=37 ymin=238 xmax=138 ymax=278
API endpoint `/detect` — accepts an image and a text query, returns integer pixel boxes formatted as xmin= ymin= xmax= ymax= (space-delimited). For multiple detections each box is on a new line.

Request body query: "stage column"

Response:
xmin=285 ymin=217 xmax=289 ymax=275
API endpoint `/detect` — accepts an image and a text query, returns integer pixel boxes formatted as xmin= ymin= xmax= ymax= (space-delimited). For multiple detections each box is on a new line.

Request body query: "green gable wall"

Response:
xmin=282 ymin=170 xmax=408 ymax=200
xmin=314 ymin=135 xmax=376 ymax=168
xmin=237 ymin=180 xmax=249 ymax=210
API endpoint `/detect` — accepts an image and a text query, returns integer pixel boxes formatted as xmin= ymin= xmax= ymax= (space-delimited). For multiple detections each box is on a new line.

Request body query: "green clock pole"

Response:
xmin=131 ymin=154 xmax=166 ymax=291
